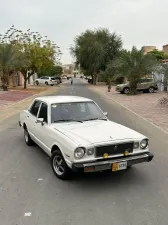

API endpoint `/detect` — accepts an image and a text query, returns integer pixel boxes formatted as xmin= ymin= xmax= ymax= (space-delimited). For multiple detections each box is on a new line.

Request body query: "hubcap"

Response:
xmin=124 ymin=88 xmax=129 ymax=94
xmin=24 ymin=129 xmax=29 ymax=143
xmin=53 ymin=155 xmax=65 ymax=176
xmin=149 ymin=88 xmax=154 ymax=93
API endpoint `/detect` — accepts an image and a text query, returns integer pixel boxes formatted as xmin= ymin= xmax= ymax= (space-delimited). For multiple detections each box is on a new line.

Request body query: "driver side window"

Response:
xmin=38 ymin=103 xmax=48 ymax=123
xmin=30 ymin=100 xmax=41 ymax=117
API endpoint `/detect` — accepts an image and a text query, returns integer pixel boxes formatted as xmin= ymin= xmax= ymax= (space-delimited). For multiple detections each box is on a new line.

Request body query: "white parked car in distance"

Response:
xmin=19 ymin=96 xmax=154 ymax=180
xmin=35 ymin=76 xmax=56 ymax=86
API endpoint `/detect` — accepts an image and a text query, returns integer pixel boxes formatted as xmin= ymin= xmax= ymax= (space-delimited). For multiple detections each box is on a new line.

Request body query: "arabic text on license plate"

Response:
xmin=112 ymin=161 xmax=127 ymax=172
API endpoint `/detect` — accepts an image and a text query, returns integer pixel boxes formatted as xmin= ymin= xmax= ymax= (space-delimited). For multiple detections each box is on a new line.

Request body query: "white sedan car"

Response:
xmin=19 ymin=96 xmax=154 ymax=180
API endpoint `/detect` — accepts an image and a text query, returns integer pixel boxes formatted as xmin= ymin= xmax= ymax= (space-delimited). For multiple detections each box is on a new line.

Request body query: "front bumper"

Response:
xmin=116 ymin=87 xmax=122 ymax=92
xmin=72 ymin=152 xmax=154 ymax=173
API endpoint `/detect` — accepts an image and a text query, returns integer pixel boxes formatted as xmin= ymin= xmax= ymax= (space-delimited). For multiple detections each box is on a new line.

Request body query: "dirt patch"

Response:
xmin=89 ymin=85 xmax=168 ymax=133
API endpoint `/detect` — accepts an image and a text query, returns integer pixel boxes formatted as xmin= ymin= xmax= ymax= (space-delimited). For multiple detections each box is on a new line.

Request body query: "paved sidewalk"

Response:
xmin=0 ymin=90 xmax=35 ymax=109
xmin=0 ymin=86 xmax=61 ymax=121
xmin=89 ymin=85 xmax=168 ymax=133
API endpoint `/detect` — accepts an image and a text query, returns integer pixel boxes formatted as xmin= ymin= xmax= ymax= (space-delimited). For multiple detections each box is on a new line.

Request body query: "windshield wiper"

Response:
xmin=53 ymin=119 xmax=83 ymax=123
xmin=84 ymin=118 xmax=107 ymax=122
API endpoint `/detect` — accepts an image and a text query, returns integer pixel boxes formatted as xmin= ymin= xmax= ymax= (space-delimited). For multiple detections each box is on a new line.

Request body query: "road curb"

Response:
xmin=89 ymin=86 xmax=168 ymax=136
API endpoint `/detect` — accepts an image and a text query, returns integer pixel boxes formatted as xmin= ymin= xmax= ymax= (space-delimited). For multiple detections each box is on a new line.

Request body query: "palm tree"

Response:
xmin=119 ymin=47 xmax=157 ymax=95
xmin=99 ymin=58 xmax=122 ymax=92
xmin=0 ymin=43 xmax=18 ymax=90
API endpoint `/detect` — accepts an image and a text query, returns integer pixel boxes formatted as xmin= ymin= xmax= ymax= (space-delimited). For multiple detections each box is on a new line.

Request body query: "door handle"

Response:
xmin=27 ymin=115 xmax=29 ymax=119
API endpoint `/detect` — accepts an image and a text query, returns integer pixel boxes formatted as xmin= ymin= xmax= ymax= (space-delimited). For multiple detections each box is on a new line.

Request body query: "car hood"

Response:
xmin=117 ymin=83 xmax=129 ymax=87
xmin=51 ymin=120 xmax=145 ymax=146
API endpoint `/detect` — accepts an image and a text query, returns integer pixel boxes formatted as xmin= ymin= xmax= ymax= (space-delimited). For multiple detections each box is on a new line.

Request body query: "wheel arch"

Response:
xmin=51 ymin=144 xmax=64 ymax=156
xmin=149 ymin=86 xmax=155 ymax=89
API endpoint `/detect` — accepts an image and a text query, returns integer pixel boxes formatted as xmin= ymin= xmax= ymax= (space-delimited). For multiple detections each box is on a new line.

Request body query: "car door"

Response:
xmin=137 ymin=79 xmax=145 ymax=90
xmin=34 ymin=102 xmax=51 ymax=154
xmin=26 ymin=100 xmax=41 ymax=138
xmin=38 ymin=77 xmax=43 ymax=84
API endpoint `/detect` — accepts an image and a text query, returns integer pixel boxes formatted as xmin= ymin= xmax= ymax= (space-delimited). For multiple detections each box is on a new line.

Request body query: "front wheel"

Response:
xmin=148 ymin=87 xmax=155 ymax=93
xmin=123 ymin=87 xmax=130 ymax=94
xmin=36 ymin=81 xmax=39 ymax=85
xmin=51 ymin=150 xmax=72 ymax=180
xmin=24 ymin=127 xmax=34 ymax=146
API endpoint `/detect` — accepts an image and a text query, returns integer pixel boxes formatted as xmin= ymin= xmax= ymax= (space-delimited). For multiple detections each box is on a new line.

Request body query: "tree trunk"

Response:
xmin=129 ymin=77 xmax=137 ymax=95
xmin=93 ymin=74 xmax=97 ymax=85
xmin=1 ymin=73 xmax=9 ymax=91
xmin=24 ymin=79 xmax=27 ymax=89
xmin=2 ymin=84 xmax=8 ymax=91
xmin=107 ymin=75 xmax=111 ymax=92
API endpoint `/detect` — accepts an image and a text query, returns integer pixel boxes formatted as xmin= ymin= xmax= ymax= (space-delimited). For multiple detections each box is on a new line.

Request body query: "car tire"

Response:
xmin=24 ymin=127 xmax=34 ymax=146
xmin=148 ymin=87 xmax=155 ymax=93
xmin=45 ymin=81 xmax=48 ymax=85
xmin=123 ymin=87 xmax=130 ymax=94
xmin=36 ymin=81 xmax=39 ymax=85
xmin=51 ymin=150 xmax=72 ymax=180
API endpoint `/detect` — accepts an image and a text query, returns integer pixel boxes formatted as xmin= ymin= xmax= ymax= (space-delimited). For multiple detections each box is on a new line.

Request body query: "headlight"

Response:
xmin=134 ymin=142 xmax=139 ymax=149
xmin=87 ymin=148 xmax=95 ymax=156
xmin=140 ymin=139 xmax=148 ymax=149
xmin=74 ymin=147 xmax=85 ymax=159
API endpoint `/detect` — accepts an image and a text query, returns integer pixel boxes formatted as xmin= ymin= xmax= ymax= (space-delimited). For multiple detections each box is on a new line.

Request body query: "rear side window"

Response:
xmin=38 ymin=103 xmax=48 ymax=123
xmin=30 ymin=101 xmax=41 ymax=117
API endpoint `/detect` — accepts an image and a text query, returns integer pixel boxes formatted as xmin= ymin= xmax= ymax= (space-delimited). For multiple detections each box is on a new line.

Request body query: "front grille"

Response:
xmin=96 ymin=142 xmax=134 ymax=157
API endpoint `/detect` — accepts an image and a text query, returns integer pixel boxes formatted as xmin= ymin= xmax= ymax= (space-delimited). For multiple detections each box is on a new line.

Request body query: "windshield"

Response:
xmin=51 ymin=101 xmax=106 ymax=123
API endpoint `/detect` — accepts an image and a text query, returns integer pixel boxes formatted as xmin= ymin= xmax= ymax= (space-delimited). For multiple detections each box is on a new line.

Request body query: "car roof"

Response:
xmin=35 ymin=96 xmax=93 ymax=104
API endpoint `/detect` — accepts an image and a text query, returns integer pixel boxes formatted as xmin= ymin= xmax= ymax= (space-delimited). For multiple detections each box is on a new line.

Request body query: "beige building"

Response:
xmin=163 ymin=44 xmax=168 ymax=55
xmin=62 ymin=64 xmax=74 ymax=75
xmin=142 ymin=46 xmax=156 ymax=54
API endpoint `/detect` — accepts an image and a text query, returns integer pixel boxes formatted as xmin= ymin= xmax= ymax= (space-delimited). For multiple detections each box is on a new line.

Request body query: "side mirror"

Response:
xmin=36 ymin=118 xmax=44 ymax=125
xmin=103 ymin=112 xmax=108 ymax=116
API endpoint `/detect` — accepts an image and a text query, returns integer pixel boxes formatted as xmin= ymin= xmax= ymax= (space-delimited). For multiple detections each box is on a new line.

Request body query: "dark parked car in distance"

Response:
xmin=54 ymin=77 xmax=62 ymax=84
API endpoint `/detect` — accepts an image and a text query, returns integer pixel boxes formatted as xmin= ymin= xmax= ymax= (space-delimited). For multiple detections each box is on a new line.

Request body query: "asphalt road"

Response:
xmin=0 ymin=78 xmax=168 ymax=225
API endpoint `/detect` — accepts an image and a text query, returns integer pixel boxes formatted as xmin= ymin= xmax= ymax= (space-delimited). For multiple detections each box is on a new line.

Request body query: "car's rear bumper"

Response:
xmin=72 ymin=152 xmax=154 ymax=173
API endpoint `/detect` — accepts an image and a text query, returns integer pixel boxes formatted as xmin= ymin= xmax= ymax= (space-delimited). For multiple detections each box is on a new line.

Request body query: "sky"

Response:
xmin=0 ymin=0 xmax=167 ymax=64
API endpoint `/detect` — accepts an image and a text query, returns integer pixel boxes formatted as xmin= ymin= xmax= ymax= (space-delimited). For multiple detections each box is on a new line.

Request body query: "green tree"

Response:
xmin=51 ymin=66 xmax=63 ymax=76
xmin=0 ymin=26 xmax=61 ymax=90
xmin=104 ymin=58 xmax=122 ymax=91
xmin=148 ymin=49 xmax=168 ymax=61
xmin=0 ymin=43 xmax=19 ymax=90
xmin=99 ymin=58 xmax=122 ymax=91
xmin=120 ymin=47 xmax=158 ymax=95
xmin=16 ymin=31 xmax=57 ymax=89
xmin=71 ymin=28 xmax=122 ymax=84
xmin=39 ymin=65 xmax=63 ymax=77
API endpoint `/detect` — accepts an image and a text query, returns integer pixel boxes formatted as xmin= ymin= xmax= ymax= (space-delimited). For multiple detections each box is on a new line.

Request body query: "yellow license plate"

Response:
xmin=112 ymin=161 xmax=127 ymax=172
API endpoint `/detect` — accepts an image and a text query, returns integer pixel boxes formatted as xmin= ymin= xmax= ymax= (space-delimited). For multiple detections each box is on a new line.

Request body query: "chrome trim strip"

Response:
xmin=83 ymin=154 xmax=149 ymax=167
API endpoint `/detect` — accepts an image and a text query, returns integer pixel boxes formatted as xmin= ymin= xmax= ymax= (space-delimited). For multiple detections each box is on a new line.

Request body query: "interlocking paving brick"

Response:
xmin=90 ymin=85 xmax=168 ymax=133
